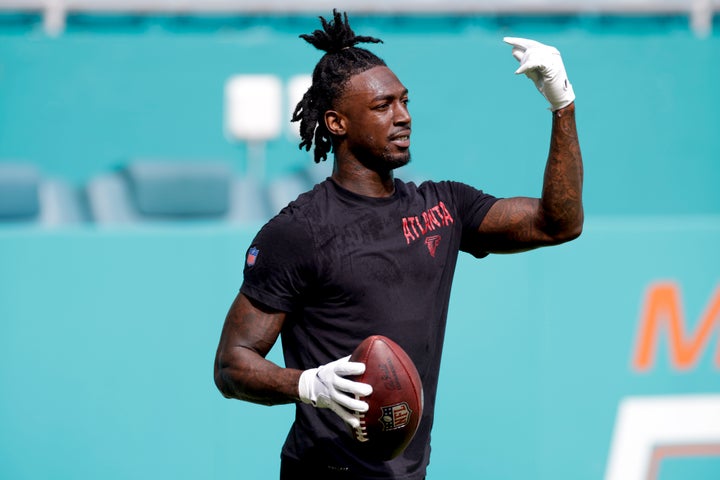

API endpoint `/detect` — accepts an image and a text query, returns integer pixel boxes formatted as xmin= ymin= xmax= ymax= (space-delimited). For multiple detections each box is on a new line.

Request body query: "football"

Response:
xmin=349 ymin=335 xmax=423 ymax=460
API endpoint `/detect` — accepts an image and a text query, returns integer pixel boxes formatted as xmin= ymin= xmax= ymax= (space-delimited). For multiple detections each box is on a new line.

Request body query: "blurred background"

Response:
xmin=0 ymin=1 xmax=718 ymax=479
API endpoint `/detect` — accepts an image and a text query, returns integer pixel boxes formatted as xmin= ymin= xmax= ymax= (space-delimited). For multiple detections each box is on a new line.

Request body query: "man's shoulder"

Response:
xmin=260 ymin=181 xmax=331 ymax=235
xmin=277 ymin=180 xmax=331 ymax=217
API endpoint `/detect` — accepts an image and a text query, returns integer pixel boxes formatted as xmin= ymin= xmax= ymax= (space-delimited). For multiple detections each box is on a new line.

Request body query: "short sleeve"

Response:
xmin=239 ymin=211 xmax=315 ymax=312
xmin=445 ymin=181 xmax=500 ymax=258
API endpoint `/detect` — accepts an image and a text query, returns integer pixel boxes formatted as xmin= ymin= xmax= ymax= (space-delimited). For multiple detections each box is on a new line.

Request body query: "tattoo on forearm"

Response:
xmin=543 ymin=105 xmax=583 ymax=233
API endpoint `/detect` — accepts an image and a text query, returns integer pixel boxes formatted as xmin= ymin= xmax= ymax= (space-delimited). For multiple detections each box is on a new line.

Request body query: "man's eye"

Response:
xmin=374 ymin=103 xmax=389 ymax=110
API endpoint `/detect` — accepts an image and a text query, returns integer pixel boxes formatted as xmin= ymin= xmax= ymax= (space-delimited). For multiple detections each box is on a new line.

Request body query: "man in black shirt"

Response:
xmin=214 ymin=10 xmax=583 ymax=480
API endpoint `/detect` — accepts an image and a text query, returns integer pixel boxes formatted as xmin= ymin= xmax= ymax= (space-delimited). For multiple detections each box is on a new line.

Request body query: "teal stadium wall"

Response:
xmin=1 ymin=13 xmax=719 ymax=479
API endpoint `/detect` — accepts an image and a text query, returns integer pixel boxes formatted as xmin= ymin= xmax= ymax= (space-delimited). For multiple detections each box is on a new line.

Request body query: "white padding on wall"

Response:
xmin=224 ymin=74 xmax=283 ymax=142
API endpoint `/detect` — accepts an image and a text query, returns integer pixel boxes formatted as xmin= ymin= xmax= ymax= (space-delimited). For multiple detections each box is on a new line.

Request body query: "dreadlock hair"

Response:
xmin=291 ymin=9 xmax=387 ymax=163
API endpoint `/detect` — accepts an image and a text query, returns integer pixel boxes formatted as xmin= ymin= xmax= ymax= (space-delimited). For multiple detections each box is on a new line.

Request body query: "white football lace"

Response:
xmin=353 ymin=395 xmax=369 ymax=442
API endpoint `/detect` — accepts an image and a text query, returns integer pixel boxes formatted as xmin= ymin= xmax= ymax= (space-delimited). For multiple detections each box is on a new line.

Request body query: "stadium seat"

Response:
xmin=126 ymin=161 xmax=232 ymax=217
xmin=0 ymin=162 xmax=86 ymax=225
xmin=86 ymin=160 xmax=270 ymax=224
xmin=0 ymin=162 xmax=41 ymax=219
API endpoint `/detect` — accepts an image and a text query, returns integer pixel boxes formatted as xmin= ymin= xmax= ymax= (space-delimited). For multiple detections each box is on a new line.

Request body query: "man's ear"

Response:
xmin=324 ymin=110 xmax=346 ymax=136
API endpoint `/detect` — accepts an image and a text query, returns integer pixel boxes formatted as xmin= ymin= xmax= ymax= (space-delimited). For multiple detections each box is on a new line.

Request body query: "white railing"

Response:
xmin=0 ymin=0 xmax=717 ymax=36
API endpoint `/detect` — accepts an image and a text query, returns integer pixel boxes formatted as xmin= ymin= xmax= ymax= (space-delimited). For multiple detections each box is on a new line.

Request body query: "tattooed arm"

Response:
xmin=478 ymin=102 xmax=583 ymax=253
xmin=214 ymin=292 xmax=301 ymax=405
xmin=214 ymin=293 xmax=371 ymax=426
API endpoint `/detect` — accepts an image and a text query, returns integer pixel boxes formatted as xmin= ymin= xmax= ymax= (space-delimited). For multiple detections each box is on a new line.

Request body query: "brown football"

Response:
xmin=349 ymin=335 xmax=423 ymax=460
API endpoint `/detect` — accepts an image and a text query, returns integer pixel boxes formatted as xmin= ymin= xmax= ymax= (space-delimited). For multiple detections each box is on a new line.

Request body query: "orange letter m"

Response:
xmin=633 ymin=282 xmax=720 ymax=371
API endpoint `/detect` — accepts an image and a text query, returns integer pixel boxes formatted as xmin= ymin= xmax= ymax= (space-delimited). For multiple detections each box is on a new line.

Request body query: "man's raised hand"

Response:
xmin=504 ymin=37 xmax=575 ymax=111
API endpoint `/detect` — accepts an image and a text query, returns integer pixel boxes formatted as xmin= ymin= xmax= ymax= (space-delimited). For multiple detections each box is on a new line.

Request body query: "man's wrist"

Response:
xmin=298 ymin=368 xmax=317 ymax=404
xmin=553 ymin=101 xmax=575 ymax=117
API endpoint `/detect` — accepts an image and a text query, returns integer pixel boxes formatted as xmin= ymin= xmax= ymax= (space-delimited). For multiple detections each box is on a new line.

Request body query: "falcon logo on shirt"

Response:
xmin=425 ymin=235 xmax=441 ymax=257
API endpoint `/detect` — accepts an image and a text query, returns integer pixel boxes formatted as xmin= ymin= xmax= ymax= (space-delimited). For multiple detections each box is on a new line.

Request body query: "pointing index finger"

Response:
xmin=503 ymin=37 xmax=542 ymax=50
xmin=503 ymin=36 xmax=526 ymax=49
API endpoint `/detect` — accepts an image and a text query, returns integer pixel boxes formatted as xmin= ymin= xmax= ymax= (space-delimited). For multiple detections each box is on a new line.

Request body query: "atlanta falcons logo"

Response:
xmin=424 ymin=235 xmax=441 ymax=257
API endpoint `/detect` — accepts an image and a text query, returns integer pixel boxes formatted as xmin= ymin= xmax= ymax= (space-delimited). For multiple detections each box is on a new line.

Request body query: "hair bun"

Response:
xmin=300 ymin=9 xmax=382 ymax=54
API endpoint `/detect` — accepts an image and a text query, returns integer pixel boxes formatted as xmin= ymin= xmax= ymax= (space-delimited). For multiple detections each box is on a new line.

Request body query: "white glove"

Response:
xmin=504 ymin=37 xmax=575 ymax=111
xmin=298 ymin=355 xmax=373 ymax=429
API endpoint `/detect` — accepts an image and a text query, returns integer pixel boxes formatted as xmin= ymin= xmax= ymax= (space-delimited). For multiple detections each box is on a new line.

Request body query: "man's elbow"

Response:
xmin=214 ymin=361 xmax=237 ymax=399
xmin=551 ymin=216 xmax=584 ymax=245
xmin=559 ymin=225 xmax=583 ymax=244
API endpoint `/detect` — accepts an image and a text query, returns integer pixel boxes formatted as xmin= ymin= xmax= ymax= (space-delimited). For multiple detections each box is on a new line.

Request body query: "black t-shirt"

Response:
xmin=240 ymin=178 xmax=498 ymax=479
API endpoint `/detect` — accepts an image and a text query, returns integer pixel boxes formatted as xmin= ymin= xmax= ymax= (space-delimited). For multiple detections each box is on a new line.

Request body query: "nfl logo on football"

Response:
xmin=380 ymin=402 xmax=412 ymax=431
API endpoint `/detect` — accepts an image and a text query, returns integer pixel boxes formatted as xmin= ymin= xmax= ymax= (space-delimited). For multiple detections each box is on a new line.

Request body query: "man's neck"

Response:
xmin=331 ymin=159 xmax=395 ymax=198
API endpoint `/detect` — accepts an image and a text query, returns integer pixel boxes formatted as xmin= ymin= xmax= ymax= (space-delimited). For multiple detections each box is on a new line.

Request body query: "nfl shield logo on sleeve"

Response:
xmin=246 ymin=247 xmax=259 ymax=267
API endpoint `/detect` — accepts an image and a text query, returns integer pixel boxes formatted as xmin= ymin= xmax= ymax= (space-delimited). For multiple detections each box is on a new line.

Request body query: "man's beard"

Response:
xmin=384 ymin=149 xmax=411 ymax=170
xmin=362 ymin=147 xmax=411 ymax=173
